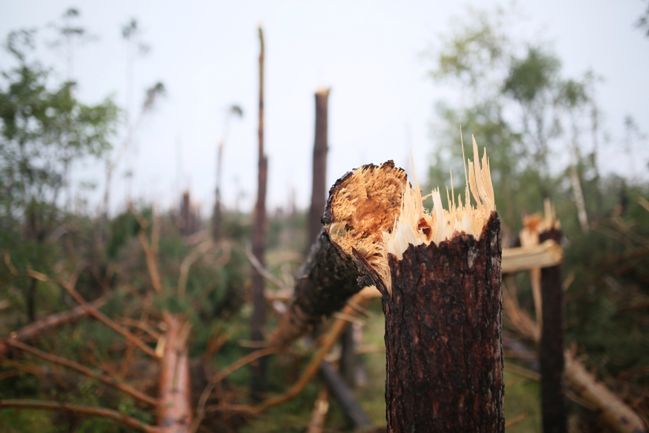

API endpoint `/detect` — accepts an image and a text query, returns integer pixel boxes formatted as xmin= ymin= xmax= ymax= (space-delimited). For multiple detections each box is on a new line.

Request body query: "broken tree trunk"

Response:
xmin=376 ymin=214 xmax=503 ymax=433
xmin=358 ymin=140 xmax=504 ymax=432
xmin=158 ymin=313 xmax=192 ymax=433
xmin=307 ymin=87 xmax=331 ymax=250
xmin=268 ymin=161 xmax=408 ymax=346
xmin=251 ymin=25 xmax=269 ymax=399
xmin=539 ymin=225 xmax=568 ymax=433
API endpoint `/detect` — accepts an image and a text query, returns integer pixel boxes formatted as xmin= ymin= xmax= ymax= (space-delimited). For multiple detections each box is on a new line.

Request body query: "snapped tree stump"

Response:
xmin=362 ymin=139 xmax=504 ymax=433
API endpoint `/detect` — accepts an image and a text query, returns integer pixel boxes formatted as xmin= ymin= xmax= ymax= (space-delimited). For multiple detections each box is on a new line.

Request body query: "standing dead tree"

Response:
xmin=538 ymin=217 xmax=568 ymax=433
xmin=250 ymin=24 xmax=269 ymax=399
xmin=307 ymin=87 xmax=331 ymax=249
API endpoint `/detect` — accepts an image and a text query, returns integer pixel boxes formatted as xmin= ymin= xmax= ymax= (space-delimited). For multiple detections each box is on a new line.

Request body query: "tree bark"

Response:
xmin=158 ymin=313 xmax=192 ymax=433
xmin=250 ymin=25 xmax=268 ymax=399
xmin=307 ymin=88 xmax=330 ymax=250
xmin=268 ymin=161 xmax=407 ymax=347
xmin=379 ymin=214 xmax=504 ymax=433
xmin=539 ymin=228 xmax=567 ymax=433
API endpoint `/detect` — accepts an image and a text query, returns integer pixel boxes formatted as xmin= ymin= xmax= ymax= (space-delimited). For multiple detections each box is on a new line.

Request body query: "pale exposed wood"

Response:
xmin=307 ymin=388 xmax=329 ymax=433
xmin=158 ymin=313 xmax=192 ymax=433
xmin=502 ymin=240 xmax=563 ymax=273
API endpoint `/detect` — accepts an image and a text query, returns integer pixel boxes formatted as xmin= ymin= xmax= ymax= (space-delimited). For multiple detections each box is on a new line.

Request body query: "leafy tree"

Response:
xmin=0 ymin=28 xmax=118 ymax=320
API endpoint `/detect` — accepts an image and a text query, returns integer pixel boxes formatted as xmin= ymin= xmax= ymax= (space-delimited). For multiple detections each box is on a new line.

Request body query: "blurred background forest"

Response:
xmin=1 ymin=2 xmax=648 ymax=433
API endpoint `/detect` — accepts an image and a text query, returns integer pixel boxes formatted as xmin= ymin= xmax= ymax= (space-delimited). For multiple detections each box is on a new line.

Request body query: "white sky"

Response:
xmin=2 ymin=1 xmax=648 ymax=215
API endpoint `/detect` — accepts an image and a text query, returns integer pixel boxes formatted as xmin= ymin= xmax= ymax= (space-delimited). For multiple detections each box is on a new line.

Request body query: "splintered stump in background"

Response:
xmin=539 ymin=227 xmax=567 ymax=433
xmin=269 ymin=161 xmax=407 ymax=346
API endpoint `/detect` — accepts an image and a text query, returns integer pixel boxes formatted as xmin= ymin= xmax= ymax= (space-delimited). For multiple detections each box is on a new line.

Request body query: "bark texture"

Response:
xmin=307 ymin=88 xmax=330 ymax=249
xmin=268 ymin=161 xmax=404 ymax=346
xmin=539 ymin=228 xmax=567 ymax=433
xmin=251 ymin=25 xmax=268 ymax=398
xmin=381 ymin=214 xmax=504 ymax=433
xmin=269 ymin=229 xmax=369 ymax=346
xmin=158 ymin=313 xmax=192 ymax=433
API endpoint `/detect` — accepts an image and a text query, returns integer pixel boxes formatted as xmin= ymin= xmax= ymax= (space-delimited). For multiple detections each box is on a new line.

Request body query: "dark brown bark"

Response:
xmin=269 ymin=161 xmax=406 ymax=346
xmin=158 ymin=313 xmax=192 ymax=433
xmin=539 ymin=228 xmax=567 ymax=433
xmin=307 ymin=88 xmax=330 ymax=250
xmin=379 ymin=214 xmax=504 ymax=433
xmin=269 ymin=229 xmax=369 ymax=346
xmin=320 ymin=362 xmax=371 ymax=429
xmin=179 ymin=190 xmax=198 ymax=236
xmin=250 ymin=25 xmax=268 ymax=399
xmin=0 ymin=297 xmax=106 ymax=357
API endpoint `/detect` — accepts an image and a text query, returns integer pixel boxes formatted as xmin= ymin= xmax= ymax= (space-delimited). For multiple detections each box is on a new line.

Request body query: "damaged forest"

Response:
xmin=1 ymin=3 xmax=649 ymax=433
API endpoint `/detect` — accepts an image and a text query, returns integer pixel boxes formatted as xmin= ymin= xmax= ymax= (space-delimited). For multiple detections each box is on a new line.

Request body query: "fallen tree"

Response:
xmin=268 ymin=161 xmax=407 ymax=346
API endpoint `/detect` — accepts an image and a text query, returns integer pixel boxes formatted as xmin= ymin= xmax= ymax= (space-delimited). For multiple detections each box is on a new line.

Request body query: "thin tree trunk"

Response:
xmin=158 ymin=313 xmax=192 ymax=433
xmin=377 ymin=214 xmax=504 ymax=433
xmin=539 ymin=227 xmax=567 ymax=433
xmin=250 ymin=25 xmax=268 ymax=399
xmin=307 ymin=88 xmax=330 ymax=250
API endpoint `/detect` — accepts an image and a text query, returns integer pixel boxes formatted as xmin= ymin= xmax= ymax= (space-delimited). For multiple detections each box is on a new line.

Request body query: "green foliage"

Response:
xmin=0 ymin=29 xmax=118 ymax=230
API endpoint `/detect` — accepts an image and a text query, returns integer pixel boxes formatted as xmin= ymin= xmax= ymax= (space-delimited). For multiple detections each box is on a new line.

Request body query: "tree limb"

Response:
xmin=0 ymin=399 xmax=158 ymax=433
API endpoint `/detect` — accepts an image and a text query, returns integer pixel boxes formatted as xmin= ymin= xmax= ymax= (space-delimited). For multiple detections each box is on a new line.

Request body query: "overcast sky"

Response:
xmin=2 ymin=1 xmax=648 ymax=214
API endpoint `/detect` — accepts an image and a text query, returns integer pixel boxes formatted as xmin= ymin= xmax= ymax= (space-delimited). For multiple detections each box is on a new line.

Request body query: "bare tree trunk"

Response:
xmin=250 ymin=25 xmax=268 ymax=399
xmin=158 ymin=313 xmax=192 ymax=433
xmin=539 ymin=227 xmax=567 ymax=433
xmin=307 ymin=88 xmax=330 ymax=250
xmin=377 ymin=214 xmax=504 ymax=433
